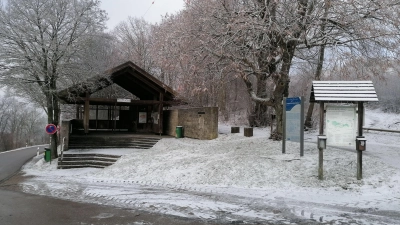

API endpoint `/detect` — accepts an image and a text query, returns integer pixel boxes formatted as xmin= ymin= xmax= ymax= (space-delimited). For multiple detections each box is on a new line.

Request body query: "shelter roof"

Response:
xmin=59 ymin=61 xmax=178 ymax=104
xmin=309 ymin=81 xmax=379 ymax=103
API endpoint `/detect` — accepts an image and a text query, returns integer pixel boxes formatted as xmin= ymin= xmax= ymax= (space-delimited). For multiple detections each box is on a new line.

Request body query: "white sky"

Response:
xmin=100 ymin=0 xmax=185 ymax=30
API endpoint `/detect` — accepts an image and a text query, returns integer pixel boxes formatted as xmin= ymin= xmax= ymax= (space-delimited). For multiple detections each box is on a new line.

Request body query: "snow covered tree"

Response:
xmin=114 ymin=17 xmax=155 ymax=72
xmin=0 ymin=0 xmax=107 ymax=157
xmin=159 ymin=0 xmax=400 ymax=139
xmin=0 ymin=95 xmax=46 ymax=152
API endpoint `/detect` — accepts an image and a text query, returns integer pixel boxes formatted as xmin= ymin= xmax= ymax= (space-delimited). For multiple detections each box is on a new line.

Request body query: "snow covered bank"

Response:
xmin=20 ymin=109 xmax=400 ymax=224
xmin=23 ymin=124 xmax=400 ymax=200
xmin=85 ymin=131 xmax=398 ymax=192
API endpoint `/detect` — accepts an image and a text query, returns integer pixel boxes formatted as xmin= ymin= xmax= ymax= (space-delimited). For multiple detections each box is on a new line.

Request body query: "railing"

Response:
xmin=363 ymin=127 xmax=400 ymax=134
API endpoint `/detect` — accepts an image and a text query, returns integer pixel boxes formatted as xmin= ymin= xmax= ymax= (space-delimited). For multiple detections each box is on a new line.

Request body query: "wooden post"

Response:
xmin=244 ymin=127 xmax=253 ymax=137
xmin=318 ymin=102 xmax=324 ymax=180
xmin=95 ymin=105 xmax=98 ymax=130
xmin=357 ymin=102 xmax=364 ymax=180
xmin=114 ymin=103 xmax=117 ymax=131
xmin=84 ymin=93 xmax=90 ymax=134
xmin=358 ymin=102 xmax=364 ymax=137
xmin=76 ymin=105 xmax=80 ymax=119
xmin=159 ymin=93 xmax=164 ymax=135
xmin=231 ymin=127 xmax=240 ymax=133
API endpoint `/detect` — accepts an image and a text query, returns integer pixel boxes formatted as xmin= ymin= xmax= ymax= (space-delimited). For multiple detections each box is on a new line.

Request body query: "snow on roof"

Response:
xmin=310 ymin=81 xmax=379 ymax=103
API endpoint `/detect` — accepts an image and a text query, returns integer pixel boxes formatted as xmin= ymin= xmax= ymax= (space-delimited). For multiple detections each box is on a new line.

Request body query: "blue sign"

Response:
xmin=286 ymin=97 xmax=301 ymax=111
xmin=285 ymin=97 xmax=302 ymax=142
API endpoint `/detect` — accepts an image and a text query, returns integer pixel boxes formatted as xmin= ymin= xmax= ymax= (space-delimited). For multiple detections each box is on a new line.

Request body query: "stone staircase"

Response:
xmin=57 ymin=153 xmax=121 ymax=169
xmin=59 ymin=135 xmax=161 ymax=169
xmin=68 ymin=136 xmax=161 ymax=149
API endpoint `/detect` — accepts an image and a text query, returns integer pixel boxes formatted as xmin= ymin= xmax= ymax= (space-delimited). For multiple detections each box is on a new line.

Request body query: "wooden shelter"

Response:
xmin=309 ymin=80 xmax=378 ymax=180
xmin=58 ymin=61 xmax=181 ymax=135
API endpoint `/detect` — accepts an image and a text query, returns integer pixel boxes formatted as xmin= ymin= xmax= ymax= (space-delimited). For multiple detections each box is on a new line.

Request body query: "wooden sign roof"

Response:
xmin=309 ymin=81 xmax=379 ymax=103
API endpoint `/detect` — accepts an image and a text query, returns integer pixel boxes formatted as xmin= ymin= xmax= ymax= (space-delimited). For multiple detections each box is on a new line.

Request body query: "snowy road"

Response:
xmin=19 ymin=158 xmax=400 ymax=224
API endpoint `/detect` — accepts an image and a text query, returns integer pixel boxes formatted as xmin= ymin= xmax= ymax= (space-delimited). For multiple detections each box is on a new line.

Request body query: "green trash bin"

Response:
xmin=176 ymin=126 xmax=183 ymax=138
xmin=44 ymin=148 xmax=51 ymax=162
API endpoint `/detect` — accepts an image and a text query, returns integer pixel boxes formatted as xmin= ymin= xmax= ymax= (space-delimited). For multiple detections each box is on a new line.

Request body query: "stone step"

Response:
xmin=60 ymin=153 xmax=121 ymax=158
xmin=57 ymin=153 xmax=121 ymax=169
xmin=57 ymin=165 xmax=106 ymax=169
xmin=68 ymin=142 xmax=155 ymax=146
xmin=69 ymin=137 xmax=160 ymax=142
xmin=68 ymin=145 xmax=153 ymax=149
xmin=60 ymin=157 xmax=119 ymax=162
xmin=58 ymin=160 xmax=114 ymax=167
xmin=68 ymin=136 xmax=161 ymax=150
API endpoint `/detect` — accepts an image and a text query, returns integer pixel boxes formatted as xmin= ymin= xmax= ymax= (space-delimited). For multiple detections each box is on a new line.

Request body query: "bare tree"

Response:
xmin=114 ymin=17 xmax=155 ymax=72
xmin=0 ymin=0 xmax=107 ymax=156
xmin=0 ymin=95 xmax=46 ymax=152
xmin=155 ymin=0 xmax=400 ymax=139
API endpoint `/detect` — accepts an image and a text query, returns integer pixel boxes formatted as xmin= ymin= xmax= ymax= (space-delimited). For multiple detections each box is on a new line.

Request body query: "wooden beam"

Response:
xmin=159 ymin=93 xmax=164 ymax=134
xmin=68 ymin=98 xmax=183 ymax=106
xmin=84 ymin=93 xmax=90 ymax=134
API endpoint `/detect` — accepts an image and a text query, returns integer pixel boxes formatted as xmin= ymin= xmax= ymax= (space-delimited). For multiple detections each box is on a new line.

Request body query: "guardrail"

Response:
xmin=363 ymin=127 xmax=400 ymax=134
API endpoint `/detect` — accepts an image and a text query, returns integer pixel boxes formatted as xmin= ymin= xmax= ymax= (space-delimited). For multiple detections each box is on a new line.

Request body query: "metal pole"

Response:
xmin=357 ymin=150 xmax=362 ymax=180
xmin=318 ymin=102 xmax=324 ymax=180
xmin=300 ymin=96 xmax=304 ymax=157
xmin=282 ymin=97 xmax=287 ymax=154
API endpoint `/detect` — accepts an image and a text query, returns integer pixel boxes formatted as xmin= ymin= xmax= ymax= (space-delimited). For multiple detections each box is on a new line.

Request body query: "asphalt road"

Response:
xmin=0 ymin=189 xmax=209 ymax=225
xmin=0 ymin=145 xmax=47 ymax=183
xmin=0 ymin=146 xmax=212 ymax=225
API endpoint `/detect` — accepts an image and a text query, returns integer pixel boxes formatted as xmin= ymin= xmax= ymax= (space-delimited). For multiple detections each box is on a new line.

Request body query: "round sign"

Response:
xmin=45 ymin=124 xmax=57 ymax=135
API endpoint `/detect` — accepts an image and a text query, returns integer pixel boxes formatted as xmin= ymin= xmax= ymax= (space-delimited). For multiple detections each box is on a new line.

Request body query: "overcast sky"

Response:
xmin=100 ymin=0 xmax=185 ymax=30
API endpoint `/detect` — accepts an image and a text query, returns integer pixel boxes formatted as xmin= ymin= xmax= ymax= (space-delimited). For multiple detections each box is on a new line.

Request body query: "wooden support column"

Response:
xmin=95 ymin=105 xmax=98 ymax=130
xmin=158 ymin=93 xmax=164 ymax=134
xmin=76 ymin=105 xmax=80 ymax=119
xmin=318 ymin=102 xmax=324 ymax=180
xmin=84 ymin=93 xmax=90 ymax=134
xmin=357 ymin=102 xmax=364 ymax=180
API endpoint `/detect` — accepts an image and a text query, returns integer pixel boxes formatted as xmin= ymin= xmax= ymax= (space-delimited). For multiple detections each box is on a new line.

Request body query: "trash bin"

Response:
xmin=176 ymin=126 xmax=183 ymax=138
xmin=44 ymin=148 xmax=51 ymax=162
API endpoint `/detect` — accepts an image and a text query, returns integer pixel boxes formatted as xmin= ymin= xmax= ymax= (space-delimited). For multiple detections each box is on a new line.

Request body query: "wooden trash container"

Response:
xmin=231 ymin=126 xmax=240 ymax=133
xmin=244 ymin=127 xmax=253 ymax=137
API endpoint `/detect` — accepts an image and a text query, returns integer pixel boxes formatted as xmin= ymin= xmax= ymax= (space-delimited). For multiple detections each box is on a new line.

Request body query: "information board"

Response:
xmin=326 ymin=105 xmax=357 ymax=146
xmin=285 ymin=97 xmax=301 ymax=142
xmin=138 ymin=112 xmax=147 ymax=123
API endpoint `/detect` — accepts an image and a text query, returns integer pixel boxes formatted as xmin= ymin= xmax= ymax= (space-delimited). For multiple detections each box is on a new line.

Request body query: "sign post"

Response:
xmin=282 ymin=97 xmax=304 ymax=156
xmin=45 ymin=124 xmax=57 ymax=164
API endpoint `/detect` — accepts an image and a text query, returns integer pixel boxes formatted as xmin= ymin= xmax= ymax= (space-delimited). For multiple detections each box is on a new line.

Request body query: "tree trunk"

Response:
xmin=46 ymin=86 xmax=60 ymax=159
xmin=271 ymin=43 xmax=295 ymax=140
xmin=305 ymin=43 xmax=326 ymax=128
xmin=305 ymin=1 xmax=330 ymax=128
xmin=271 ymin=80 xmax=287 ymax=140
xmin=304 ymin=102 xmax=315 ymax=128
xmin=251 ymin=74 xmax=269 ymax=127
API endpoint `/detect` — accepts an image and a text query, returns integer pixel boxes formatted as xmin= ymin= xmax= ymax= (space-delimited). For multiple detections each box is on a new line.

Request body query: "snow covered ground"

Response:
xmin=20 ymin=108 xmax=400 ymax=224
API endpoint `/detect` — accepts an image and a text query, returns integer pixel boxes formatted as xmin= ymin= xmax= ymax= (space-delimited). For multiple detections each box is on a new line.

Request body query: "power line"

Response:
xmin=143 ymin=1 xmax=155 ymax=18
